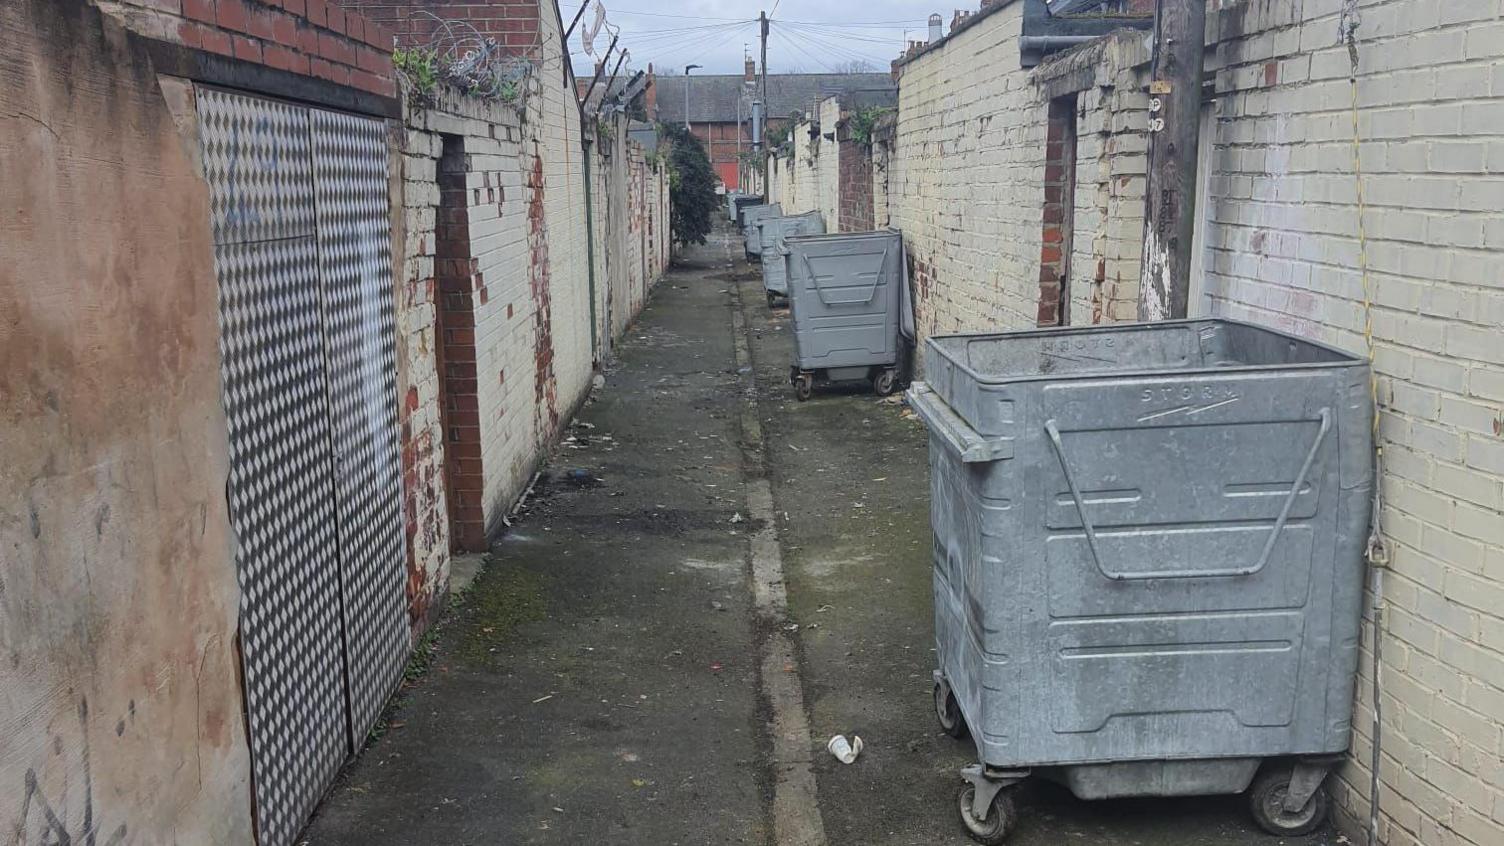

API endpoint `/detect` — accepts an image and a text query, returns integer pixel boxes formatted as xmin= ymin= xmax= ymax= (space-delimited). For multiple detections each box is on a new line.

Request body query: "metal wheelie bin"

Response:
xmin=732 ymin=194 xmax=763 ymax=229
xmin=758 ymin=210 xmax=825 ymax=306
xmin=783 ymin=229 xmax=911 ymax=400
xmin=741 ymin=203 xmax=781 ymax=261
xmin=906 ymin=319 xmax=1372 ymax=844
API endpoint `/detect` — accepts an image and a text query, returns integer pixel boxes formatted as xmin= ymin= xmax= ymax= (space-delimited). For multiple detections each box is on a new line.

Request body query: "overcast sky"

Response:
xmin=563 ymin=0 xmax=942 ymax=78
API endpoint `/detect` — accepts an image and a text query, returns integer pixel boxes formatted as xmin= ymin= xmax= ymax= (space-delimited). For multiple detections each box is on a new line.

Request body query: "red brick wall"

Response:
xmin=1036 ymin=94 xmax=1076 ymax=327
xmin=116 ymin=0 xmax=395 ymax=97
xmin=434 ymin=139 xmax=487 ymax=551
xmin=837 ymin=131 xmax=873 ymax=233
xmin=340 ymin=0 xmax=541 ymax=51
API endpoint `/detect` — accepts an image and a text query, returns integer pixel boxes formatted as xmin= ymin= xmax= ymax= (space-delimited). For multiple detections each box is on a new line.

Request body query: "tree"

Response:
xmin=659 ymin=122 xmax=717 ymax=247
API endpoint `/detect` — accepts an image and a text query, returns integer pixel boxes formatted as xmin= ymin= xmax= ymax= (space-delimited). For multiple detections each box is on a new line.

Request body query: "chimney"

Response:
xmin=928 ymin=13 xmax=942 ymax=42
xmin=644 ymin=64 xmax=658 ymax=119
xmin=745 ymin=58 xmax=757 ymax=83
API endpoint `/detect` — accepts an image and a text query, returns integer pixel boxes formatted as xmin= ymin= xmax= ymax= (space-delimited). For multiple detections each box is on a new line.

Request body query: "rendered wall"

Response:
xmin=0 ymin=1 xmax=253 ymax=841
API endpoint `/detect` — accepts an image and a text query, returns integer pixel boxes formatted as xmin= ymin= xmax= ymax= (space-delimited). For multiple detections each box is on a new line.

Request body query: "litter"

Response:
xmin=827 ymin=734 xmax=863 ymax=765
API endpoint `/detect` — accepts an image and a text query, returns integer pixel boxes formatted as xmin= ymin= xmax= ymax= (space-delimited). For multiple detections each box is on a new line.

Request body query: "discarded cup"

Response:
xmin=827 ymin=734 xmax=863 ymax=765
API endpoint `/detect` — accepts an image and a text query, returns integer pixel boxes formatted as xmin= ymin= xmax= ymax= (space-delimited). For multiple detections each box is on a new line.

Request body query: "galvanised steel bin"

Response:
xmin=784 ymin=229 xmax=906 ymax=400
xmin=726 ymin=191 xmax=741 ymax=220
xmin=906 ymin=319 xmax=1372 ymax=844
xmin=732 ymin=194 xmax=762 ymax=228
xmin=759 ymin=211 xmax=825 ymax=305
xmin=741 ymin=203 xmax=781 ymax=260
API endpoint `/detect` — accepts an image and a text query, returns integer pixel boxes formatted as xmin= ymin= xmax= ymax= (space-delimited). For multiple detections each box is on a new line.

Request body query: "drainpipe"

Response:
xmin=583 ymin=141 xmax=600 ymax=362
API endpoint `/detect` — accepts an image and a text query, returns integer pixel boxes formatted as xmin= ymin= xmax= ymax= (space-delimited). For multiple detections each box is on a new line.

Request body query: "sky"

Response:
xmin=562 ymin=0 xmax=943 ymax=79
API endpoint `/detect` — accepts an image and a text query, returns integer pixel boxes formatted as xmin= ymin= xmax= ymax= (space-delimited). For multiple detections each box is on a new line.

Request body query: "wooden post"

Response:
xmin=1137 ymin=0 xmax=1207 ymax=321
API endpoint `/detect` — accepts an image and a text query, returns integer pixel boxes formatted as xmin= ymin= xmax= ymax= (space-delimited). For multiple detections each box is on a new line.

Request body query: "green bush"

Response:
xmin=659 ymin=122 xmax=717 ymax=247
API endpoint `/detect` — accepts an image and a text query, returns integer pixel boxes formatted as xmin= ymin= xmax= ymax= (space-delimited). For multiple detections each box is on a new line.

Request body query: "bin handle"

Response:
xmin=1045 ymin=407 xmax=1332 ymax=582
xmin=801 ymin=245 xmax=886 ymax=306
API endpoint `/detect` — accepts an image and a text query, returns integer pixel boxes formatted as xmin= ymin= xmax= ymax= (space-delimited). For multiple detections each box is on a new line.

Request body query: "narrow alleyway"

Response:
xmin=305 ymin=225 xmax=1337 ymax=846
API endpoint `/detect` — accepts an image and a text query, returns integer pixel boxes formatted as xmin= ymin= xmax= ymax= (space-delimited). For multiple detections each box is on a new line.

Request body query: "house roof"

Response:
xmin=654 ymin=73 xmax=895 ymax=124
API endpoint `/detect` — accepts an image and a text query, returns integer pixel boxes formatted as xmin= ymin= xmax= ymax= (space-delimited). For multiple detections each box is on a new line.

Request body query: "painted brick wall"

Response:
xmin=1201 ymin=1 xmax=1504 ymax=843
xmin=885 ymin=2 xmax=1150 ymax=343
xmin=393 ymin=118 xmax=453 ymax=623
xmin=887 ymin=1 xmax=1046 ymax=338
xmin=401 ymin=13 xmax=668 ymax=552
xmin=817 ymin=96 xmax=842 ymax=231
xmin=106 ymin=0 xmax=394 ymax=96
xmin=885 ymin=0 xmax=1504 ymax=842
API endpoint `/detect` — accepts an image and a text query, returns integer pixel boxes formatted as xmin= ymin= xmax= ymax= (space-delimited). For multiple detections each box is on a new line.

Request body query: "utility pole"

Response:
xmin=759 ymin=10 xmax=769 ymax=192
xmin=1137 ymin=0 xmax=1207 ymax=321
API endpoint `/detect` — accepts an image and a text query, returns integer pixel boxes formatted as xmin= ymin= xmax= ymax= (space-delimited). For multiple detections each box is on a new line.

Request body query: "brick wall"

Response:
xmin=1202 ymin=2 xmax=1504 ymax=843
xmin=887 ymin=1 xmax=1044 ymax=337
xmin=393 ymin=121 xmax=454 ymax=624
xmin=817 ymin=96 xmax=842 ymax=231
xmin=1037 ymin=94 xmax=1076 ymax=326
xmin=837 ymin=118 xmax=875 ymax=233
xmin=885 ymin=2 xmax=1149 ymax=341
xmin=108 ymin=0 xmax=394 ymax=96
xmin=884 ymin=0 xmax=1504 ymax=843
xmin=400 ymin=12 xmax=668 ymax=553
xmin=341 ymin=0 xmax=539 ymax=51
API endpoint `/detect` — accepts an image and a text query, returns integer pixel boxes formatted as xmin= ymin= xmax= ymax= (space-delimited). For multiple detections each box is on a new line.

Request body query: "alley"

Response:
xmin=302 ymin=225 xmax=1340 ymax=846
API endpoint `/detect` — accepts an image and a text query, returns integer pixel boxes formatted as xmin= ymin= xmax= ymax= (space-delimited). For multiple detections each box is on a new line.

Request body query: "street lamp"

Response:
xmin=684 ymin=64 xmax=702 ymax=130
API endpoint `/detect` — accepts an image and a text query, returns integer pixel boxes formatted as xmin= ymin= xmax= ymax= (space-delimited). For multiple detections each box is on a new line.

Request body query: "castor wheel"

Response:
xmin=872 ymin=367 xmax=898 ymax=396
xmin=958 ymin=783 xmax=1017 ymax=845
xmin=794 ymin=373 xmax=813 ymax=402
xmin=1247 ymin=767 xmax=1330 ymax=836
xmin=767 ymin=291 xmax=779 ymax=308
xmin=934 ymin=682 xmax=968 ymax=739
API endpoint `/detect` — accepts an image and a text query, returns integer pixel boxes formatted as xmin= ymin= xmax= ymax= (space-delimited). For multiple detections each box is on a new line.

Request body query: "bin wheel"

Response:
xmin=958 ymin=784 xmax=1017 ymax=845
xmin=1247 ymin=768 xmax=1330 ymax=836
xmin=767 ymin=291 xmax=779 ymax=308
xmin=934 ymin=682 xmax=968 ymax=740
xmin=873 ymin=368 xmax=898 ymax=396
xmin=794 ymin=374 xmax=813 ymax=402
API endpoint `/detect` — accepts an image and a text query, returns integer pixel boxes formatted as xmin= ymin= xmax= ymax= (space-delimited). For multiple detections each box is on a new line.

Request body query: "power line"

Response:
xmin=774 ymin=22 xmax=895 ymax=69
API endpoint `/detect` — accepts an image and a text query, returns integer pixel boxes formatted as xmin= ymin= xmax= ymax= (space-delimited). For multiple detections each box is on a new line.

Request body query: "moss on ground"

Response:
xmin=452 ymin=563 xmax=547 ymax=666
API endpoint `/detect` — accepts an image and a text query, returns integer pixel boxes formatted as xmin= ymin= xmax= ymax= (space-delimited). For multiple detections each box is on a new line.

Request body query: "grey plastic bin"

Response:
xmin=741 ymin=203 xmax=781 ymax=259
xmin=906 ymin=318 xmax=1372 ymax=844
xmin=783 ymin=229 xmax=910 ymax=400
xmin=759 ymin=211 xmax=825 ymax=303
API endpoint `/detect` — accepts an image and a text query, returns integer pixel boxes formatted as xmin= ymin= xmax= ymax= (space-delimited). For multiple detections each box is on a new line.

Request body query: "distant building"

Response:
xmin=652 ymin=61 xmax=895 ymax=190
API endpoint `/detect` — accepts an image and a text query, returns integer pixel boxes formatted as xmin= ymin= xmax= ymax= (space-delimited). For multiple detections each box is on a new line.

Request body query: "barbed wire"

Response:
xmin=397 ymin=11 xmax=542 ymax=106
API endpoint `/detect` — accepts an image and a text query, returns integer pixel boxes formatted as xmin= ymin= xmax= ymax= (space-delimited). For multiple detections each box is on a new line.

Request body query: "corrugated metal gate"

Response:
xmin=197 ymin=87 xmax=408 ymax=845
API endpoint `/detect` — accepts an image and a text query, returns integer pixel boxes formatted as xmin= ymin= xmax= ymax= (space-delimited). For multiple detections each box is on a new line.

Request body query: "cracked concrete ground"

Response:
xmin=304 ymin=224 xmax=1339 ymax=846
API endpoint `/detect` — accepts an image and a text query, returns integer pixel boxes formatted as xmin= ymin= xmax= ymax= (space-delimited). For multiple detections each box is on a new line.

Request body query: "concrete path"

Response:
xmin=304 ymin=226 xmax=1340 ymax=846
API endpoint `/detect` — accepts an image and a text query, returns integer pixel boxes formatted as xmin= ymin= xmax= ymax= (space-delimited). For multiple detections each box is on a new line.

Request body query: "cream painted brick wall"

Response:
xmin=395 ymin=115 xmax=452 ymax=623
xmin=1201 ymin=1 xmax=1504 ymax=844
xmin=400 ymin=6 xmax=667 ymax=544
xmin=886 ymin=5 xmax=1150 ymax=341
xmin=818 ymin=96 xmax=842 ymax=229
xmin=889 ymin=1 xmax=1051 ymax=338
xmin=884 ymin=0 xmax=1504 ymax=843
